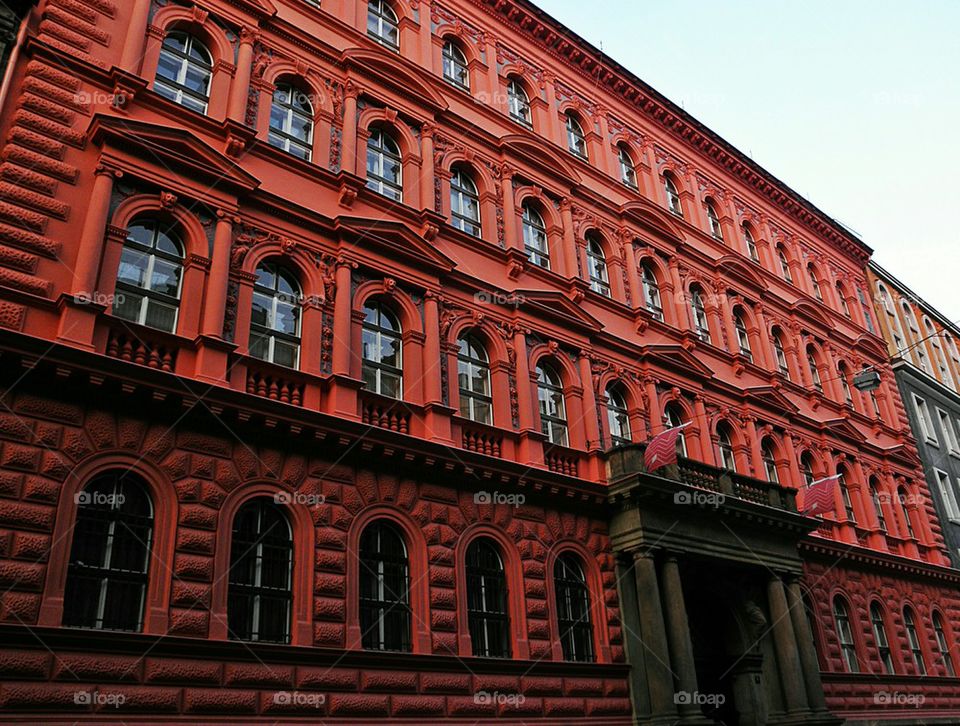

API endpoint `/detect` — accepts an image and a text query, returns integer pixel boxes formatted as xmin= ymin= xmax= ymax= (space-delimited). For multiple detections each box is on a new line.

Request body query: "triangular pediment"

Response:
xmin=620 ymin=200 xmax=686 ymax=243
xmin=641 ymin=344 xmax=715 ymax=379
xmin=743 ymin=385 xmax=799 ymax=415
xmin=344 ymin=49 xmax=449 ymax=112
xmin=821 ymin=417 xmax=867 ymax=444
xmin=790 ymin=299 xmax=834 ymax=330
xmin=716 ymin=255 xmax=768 ymax=292
xmin=334 ymin=217 xmax=456 ymax=274
xmin=513 ymin=289 xmax=602 ymax=332
xmin=500 ymin=135 xmax=582 ymax=186
xmin=89 ymin=116 xmax=260 ymax=193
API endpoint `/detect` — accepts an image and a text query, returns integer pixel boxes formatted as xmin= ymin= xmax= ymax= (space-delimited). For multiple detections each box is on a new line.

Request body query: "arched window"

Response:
xmin=777 ymin=246 xmax=793 ymax=282
xmin=836 ymin=283 xmax=851 ymax=318
xmin=705 ymin=201 xmax=723 ymax=240
xmin=442 ymin=40 xmax=469 ymax=89
xmin=761 ymin=438 xmax=779 ymax=483
xmin=771 ymin=328 xmax=790 ymax=378
xmin=565 ymin=113 xmax=587 ymax=159
xmin=585 ymin=235 xmax=610 ymax=297
xmin=537 ymin=362 xmax=568 ymax=446
xmin=870 ymin=602 xmax=895 ymax=674
xmin=359 ymin=521 xmax=410 ymax=652
xmin=362 ymin=302 xmax=402 ymax=399
xmin=250 ymin=262 xmax=301 ymax=368
xmin=716 ymin=423 xmax=736 ymax=471
xmin=838 ymin=363 xmax=854 ymax=406
xmin=833 ymin=596 xmax=859 ymax=672
xmin=877 ymin=282 xmax=894 ymax=314
xmin=898 ymin=487 xmax=916 ymax=538
xmin=734 ymin=309 xmax=752 ymax=362
xmin=450 ymin=166 xmax=481 ymax=237
xmin=618 ymin=145 xmax=637 ymax=189
xmin=690 ymin=285 xmax=711 ymax=343
xmin=743 ymin=224 xmax=759 ymax=263
xmin=367 ymin=0 xmax=399 ymax=50
xmin=664 ymin=174 xmax=683 ymax=216
xmin=63 ymin=472 xmax=153 ymax=632
xmin=522 ymin=203 xmax=549 ymax=268
xmin=155 ymin=31 xmax=212 ymax=113
xmin=640 ymin=262 xmax=663 ymax=321
xmin=113 ymin=219 xmax=184 ymax=333
xmin=269 ymin=83 xmax=313 ymax=160
xmin=807 ymin=346 xmax=823 ymax=392
xmin=457 ymin=335 xmax=492 ymax=425
xmin=605 ymin=382 xmax=631 ymax=447
xmin=465 ymin=538 xmax=510 ymax=658
xmin=838 ymin=467 xmax=856 ymax=523
xmin=870 ymin=479 xmax=887 ymax=532
xmin=800 ymin=453 xmax=816 ymax=486
xmin=507 ymin=78 xmax=531 ymax=126
xmin=808 ymin=265 xmax=823 ymax=300
xmin=366 ymin=128 xmax=403 ymax=201
xmin=933 ymin=611 xmax=956 ymax=677
xmin=554 ymin=554 xmax=594 ymax=662
xmin=227 ymin=498 xmax=293 ymax=643
xmin=903 ymin=606 xmax=926 ymax=675
xmin=664 ymin=404 xmax=687 ymax=457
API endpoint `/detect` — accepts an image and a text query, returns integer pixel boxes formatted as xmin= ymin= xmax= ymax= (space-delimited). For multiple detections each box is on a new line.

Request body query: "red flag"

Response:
xmin=801 ymin=475 xmax=840 ymax=516
xmin=644 ymin=423 xmax=690 ymax=473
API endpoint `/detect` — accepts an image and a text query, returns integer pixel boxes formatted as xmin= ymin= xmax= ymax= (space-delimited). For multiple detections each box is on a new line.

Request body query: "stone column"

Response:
xmin=785 ymin=577 xmax=828 ymax=713
xmin=227 ymin=28 xmax=257 ymax=124
xmin=341 ymin=83 xmax=359 ymax=175
xmin=743 ymin=414 xmax=764 ymax=479
xmin=578 ymin=351 xmax=601 ymax=451
xmin=501 ymin=165 xmax=521 ymax=252
xmin=200 ymin=212 xmax=235 ymax=337
xmin=621 ymin=233 xmax=642 ymax=310
xmin=560 ymin=198 xmax=579 ymax=279
xmin=194 ymin=211 xmax=237 ymax=381
xmin=632 ymin=551 xmax=678 ymax=720
xmin=660 ymin=555 xmax=700 ymax=720
xmin=71 ymin=165 xmax=118 ymax=298
xmin=420 ymin=123 xmax=436 ymax=212
xmin=423 ymin=292 xmax=443 ymax=405
xmin=767 ymin=575 xmax=809 ymax=714
xmin=332 ymin=257 xmax=354 ymax=376
xmin=119 ymin=0 xmax=152 ymax=73
xmin=644 ymin=376 xmax=661 ymax=434
xmin=753 ymin=303 xmax=773 ymax=369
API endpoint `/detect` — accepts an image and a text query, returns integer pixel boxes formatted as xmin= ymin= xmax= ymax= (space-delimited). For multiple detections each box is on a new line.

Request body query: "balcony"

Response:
xmin=607 ymin=444 xmax=799 ymax=513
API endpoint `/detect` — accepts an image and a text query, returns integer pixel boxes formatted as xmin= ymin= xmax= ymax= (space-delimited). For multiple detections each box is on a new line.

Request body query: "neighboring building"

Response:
xmin=868 ymin=261 xmax=960 ymax=567
xmin=0 ymin=1 xmax=955 ymax=725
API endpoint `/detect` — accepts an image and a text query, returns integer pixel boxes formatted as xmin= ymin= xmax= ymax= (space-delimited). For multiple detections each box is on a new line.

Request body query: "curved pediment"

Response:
xmin=499 ymin=135 xmax=582 ymax=186
xmin=344 ymin=48 xmax=449 ymax=112
xmin=621 ymin=200 xmax=686 ymax=243
xmin=716 ymin=255 xmax=768 ymax=292
xmin=853 ymin=333 xmax=890 ymax=360
xmin=790 ymin=299 xmax=834 ymax=330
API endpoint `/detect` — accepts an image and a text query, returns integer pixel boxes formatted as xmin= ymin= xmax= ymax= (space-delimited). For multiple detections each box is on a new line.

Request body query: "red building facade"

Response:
xmin=0 ymin=0 xmax=956 ymax=723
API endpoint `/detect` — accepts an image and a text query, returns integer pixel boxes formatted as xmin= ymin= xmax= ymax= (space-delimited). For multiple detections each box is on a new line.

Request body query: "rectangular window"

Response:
xmin=938 ymin=408 xmax=960 ymax=455
xmin=913 ymin=395 xmax=938 ymax=445
xmin=934 ymin=469 xmax=960 ymax=521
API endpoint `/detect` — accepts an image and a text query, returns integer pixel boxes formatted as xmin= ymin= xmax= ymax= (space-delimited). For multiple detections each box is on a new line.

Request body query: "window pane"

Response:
xmin=144 ymin=299 xmax=177 ymax=332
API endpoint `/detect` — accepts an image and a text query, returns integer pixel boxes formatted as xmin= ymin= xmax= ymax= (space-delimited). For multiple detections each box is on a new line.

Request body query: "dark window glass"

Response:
xmin=63 ymin=472 xmax=153 ymax=632
xmin=870 ymin=602 xmax=895 ymax=674
xmin=466 ymin=538 xmax=510 ymax=658
xmin=359 ymin=521 xmax=411 ymax=651
xmin=227 ymin=498 xmax=292 ymax=643
xmin=249 ymin=262 xmax=301 ymax=368
xmin=113 ymin=219 xmax=183 ymax=332
xmin=834 ymin=596 xmax=859 ymax=673
xmin=554 ymin=554 xmax=594 ymax=662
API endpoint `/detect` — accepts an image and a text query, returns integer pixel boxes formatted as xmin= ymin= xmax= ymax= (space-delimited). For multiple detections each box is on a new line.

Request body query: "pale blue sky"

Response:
xmin=535 ymin=0 xmax=960 ymax=321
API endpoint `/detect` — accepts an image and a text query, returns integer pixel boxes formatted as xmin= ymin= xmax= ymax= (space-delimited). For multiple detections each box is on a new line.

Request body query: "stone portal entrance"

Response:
xmin=606 ymin=445 xmax=842 ymax=726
